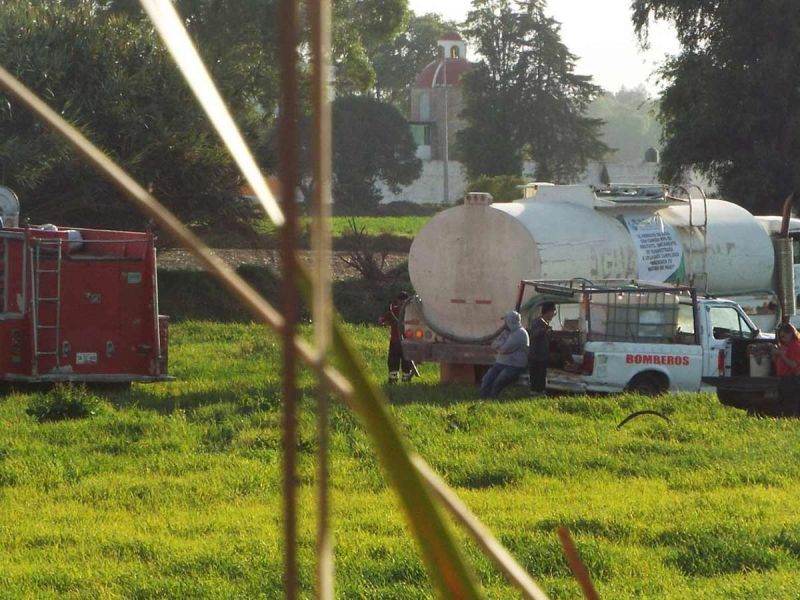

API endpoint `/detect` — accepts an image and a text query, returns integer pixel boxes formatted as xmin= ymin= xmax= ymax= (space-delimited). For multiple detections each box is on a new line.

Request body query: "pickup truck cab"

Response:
xmin=516 ymin=280 xmax=772 ymax=395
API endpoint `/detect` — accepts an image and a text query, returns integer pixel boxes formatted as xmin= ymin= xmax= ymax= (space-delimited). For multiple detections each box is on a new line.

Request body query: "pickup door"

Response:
xmin=700 ymin=301 xmax=759 ymax=377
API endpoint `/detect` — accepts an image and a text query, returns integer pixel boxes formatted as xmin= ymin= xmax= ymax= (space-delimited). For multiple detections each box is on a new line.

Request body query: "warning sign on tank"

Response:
xmin=621 ymin=215 xmax=686 ymax=282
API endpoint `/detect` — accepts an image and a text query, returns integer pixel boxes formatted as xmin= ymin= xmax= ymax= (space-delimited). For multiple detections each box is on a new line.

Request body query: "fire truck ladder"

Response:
xmin=31 ymin=239 xmax=63 ymax=375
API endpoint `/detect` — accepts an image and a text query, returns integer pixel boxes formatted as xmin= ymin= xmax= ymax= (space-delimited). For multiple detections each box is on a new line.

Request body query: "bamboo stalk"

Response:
xmin=277 ymin=0 xmax=301 ymax=591
xmin=308 ymin=0 xmax=334 ymax=594
xmin=557 ymin=527 xmax=600 ymax=600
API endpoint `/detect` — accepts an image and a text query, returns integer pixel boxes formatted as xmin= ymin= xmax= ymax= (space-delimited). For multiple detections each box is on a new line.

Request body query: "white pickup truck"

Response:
xmin=515 ymin=280 xmax=775 ymax=396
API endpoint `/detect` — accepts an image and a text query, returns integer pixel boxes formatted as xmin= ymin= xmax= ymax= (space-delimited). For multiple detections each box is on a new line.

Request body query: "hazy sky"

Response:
xmin=407 ymin=0 xmax=681 ymax=96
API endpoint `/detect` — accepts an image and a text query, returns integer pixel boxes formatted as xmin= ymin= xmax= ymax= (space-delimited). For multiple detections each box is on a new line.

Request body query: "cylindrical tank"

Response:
xmin=409 ymin=186 xmax=775 ymax=339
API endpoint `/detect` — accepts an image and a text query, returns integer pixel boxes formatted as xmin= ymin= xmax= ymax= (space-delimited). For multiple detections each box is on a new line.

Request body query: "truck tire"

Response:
xmin=625 ymin=372 xmax=669 ymax=396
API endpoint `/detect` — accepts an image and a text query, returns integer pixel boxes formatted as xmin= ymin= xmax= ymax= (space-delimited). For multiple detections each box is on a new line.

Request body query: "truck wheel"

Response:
xmin=626 ymin=373 xmax=668 ymax=396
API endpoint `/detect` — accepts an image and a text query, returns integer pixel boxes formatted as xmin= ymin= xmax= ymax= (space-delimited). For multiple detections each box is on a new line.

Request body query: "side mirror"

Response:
xmin=713 ymin=327 xmax=732 ymax=340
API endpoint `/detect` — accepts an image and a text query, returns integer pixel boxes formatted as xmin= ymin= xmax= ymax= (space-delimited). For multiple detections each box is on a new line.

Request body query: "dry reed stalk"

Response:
xmin=277 ymin=0 xmax=302 ymax=591
xmin=557 ymin=527 xmax=600 ymax=600
xmin=309 ymin=0 xmax=334 ymax=594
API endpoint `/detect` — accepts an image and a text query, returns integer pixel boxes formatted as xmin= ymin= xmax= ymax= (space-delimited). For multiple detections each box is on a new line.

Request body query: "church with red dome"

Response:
xmin=409 ymin=32 xmax=473 ymax=162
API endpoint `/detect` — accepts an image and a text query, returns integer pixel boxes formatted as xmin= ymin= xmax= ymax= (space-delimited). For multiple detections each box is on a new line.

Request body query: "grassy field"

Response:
xmin=3 ymin=321 xmax=800 ymax=598
xmin=257 ymin=215 xmax=431 ymax=239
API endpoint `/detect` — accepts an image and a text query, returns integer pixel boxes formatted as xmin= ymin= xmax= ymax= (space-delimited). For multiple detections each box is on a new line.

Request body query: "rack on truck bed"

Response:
xmin=515 ymin=279 xmax=698 ymax=346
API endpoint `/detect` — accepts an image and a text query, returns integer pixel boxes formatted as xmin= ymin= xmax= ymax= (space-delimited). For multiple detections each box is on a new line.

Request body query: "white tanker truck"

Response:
xmin=401 ymin=184 xmax=800 ymax=383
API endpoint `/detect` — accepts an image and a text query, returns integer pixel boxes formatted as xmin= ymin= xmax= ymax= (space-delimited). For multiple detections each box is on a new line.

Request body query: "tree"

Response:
xmin=457 ymin=0 xmax=608 ymax=181
xmin=106 ymin=0 xmax=406 ymax=100
xmin=331 ymin=96 xmax=422 ymax=214
xmin=632 ymin=0 xmax=800 ymax=214
xmin=587 ymin=86 xmax=661 ymax=162
xmin=369 ymin=13 xmax=459 ymax=114
xmin=0 ymin=0 xmax=410 ymax=230
xmin=466 ymin=174 xmax=527 ymax=202
xmin=0 ymin=1 xmax=257 ymax=229
xmin=599 ymin=163 xmax=611 ymax=185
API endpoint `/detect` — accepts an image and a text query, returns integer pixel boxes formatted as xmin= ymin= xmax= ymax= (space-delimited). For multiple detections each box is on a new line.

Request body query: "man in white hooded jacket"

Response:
xmin=479 ymin=310 xmax=530 ymax=399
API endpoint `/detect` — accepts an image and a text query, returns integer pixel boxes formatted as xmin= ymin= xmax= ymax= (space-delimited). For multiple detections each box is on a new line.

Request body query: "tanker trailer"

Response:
xmin=401 ymin=184 xmax=796 ymax=383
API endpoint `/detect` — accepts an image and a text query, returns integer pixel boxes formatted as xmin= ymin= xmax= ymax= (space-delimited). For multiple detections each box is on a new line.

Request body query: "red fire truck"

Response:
xmin=0 ymin=187 xmax=170 ymax=384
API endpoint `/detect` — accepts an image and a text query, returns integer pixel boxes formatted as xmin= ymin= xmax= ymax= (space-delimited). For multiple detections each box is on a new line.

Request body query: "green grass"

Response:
xmin=3 ymin=321 xmax=800 ymax=598
xmin=256 ymin=215 xmax=430 ymax=239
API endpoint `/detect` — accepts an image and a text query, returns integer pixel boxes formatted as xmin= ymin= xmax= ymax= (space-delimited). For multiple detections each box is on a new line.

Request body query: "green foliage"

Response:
xmin=369 ymin=13 xmax=460 ymax=114
xmin=331 ymin=96 xmax=422 ymax=214
xmin=467 ymin=174 xmax=527 ymax=202
xmin=285 ymin=97 xmax=422 ymax=214
xmin=632 ymin=0 xmax=800 ymax=213
xmin=457 ymin=0 xmax=609 ymax=181
xmin=331 ymin=0 xmax=408 ymax=96
xmin=201 ymin=214 xmax=430 ymax=249
xmin=587 ymin=86 xmax=662 ymax=162
xmin=0 ymin=0 xmax=263 ymax=229
xmin=0 ymin=0 xmax=411 ymax=229
xmin=157 ymin=266 xmax=283 ymax=322
xmin=5 ymin=323 xmax=800 ymax=596
xmin=374 ymin=201 xmax=442 ymax=217
xmin=258 ymin=215 xmax=431 ymax=240
xmin=157 ymin=260 xmax=412 ymax=323
xmin=26 ymin=385 xmax=104 ymax=422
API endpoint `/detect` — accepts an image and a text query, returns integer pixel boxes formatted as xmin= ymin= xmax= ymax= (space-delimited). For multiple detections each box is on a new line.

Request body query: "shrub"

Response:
xmin=26 ymin=385 xmax=103 ymax=422
xmin=375 ymin=201 xmax=442 ymax=217
xmin=338 ymin=218 xmax=395 ymax=281
xmin=466 ymin=174 xmax=528 ymax=202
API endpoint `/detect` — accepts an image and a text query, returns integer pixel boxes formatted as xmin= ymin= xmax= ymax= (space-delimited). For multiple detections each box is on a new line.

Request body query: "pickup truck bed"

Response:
xmin=702 ymin=376 xmax=789 ymax=416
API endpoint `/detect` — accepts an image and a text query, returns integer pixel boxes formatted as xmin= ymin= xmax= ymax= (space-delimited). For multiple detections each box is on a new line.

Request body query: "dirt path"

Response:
xmin=157 ymin=249 xmax=408 ymax=280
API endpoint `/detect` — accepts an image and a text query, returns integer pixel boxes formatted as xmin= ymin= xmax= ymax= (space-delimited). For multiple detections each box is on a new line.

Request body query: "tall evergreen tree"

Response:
xmin=457 ymin=0 xmax=608 ymax=181
xmin=633 ymin=0 xmax=800 ymax=213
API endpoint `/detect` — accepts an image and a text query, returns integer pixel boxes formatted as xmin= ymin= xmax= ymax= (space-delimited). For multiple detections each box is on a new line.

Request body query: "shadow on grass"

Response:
xmin=382 ymin=381 xmax=550 ymax=406
xmin=110 ymin=384 xmax=283 ymax=416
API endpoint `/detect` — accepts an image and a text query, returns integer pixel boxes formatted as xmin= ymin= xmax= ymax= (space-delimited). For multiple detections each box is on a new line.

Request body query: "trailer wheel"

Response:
xmin=626 ymin=372 xmax=668 ymax=396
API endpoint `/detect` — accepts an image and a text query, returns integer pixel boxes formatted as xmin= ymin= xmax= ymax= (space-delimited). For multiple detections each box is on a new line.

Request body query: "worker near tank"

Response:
xmin=479 ymin=310 xmax=529 ymax=399
xmin=379 ymin=291 xmax=414 ymax=384
xmin=771 ymin=323 xmax=800 ymax=415
xmin=528 ymin=302 xmax=556 ymax=397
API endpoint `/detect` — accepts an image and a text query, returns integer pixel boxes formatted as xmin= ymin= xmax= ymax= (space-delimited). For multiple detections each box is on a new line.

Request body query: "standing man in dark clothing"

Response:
xmin=379 ymin=291 xmax=414 ymax=384
xmin=528 ymin=302 xmax=556 ymax=396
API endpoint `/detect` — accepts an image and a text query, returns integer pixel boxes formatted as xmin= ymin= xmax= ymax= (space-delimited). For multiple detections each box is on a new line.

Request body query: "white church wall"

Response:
xmin=379 ymin=159 xmax=713 ymax=204
xmin=377 ymin=160 xmax=468 ymax=204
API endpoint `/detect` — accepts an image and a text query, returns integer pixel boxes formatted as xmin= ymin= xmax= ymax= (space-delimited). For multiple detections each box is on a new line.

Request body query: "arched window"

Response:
xmin=450 ymin=46 xmax=460 ymax=59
